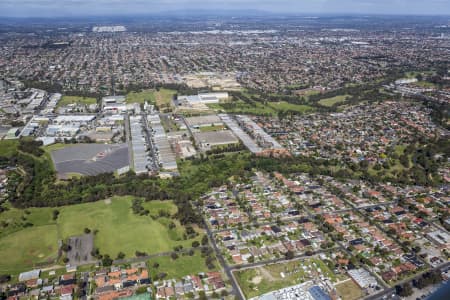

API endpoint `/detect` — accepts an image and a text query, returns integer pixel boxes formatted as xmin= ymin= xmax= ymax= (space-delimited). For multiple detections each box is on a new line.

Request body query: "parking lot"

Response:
xmin=51 ymin=143 xmax=129 ymax=177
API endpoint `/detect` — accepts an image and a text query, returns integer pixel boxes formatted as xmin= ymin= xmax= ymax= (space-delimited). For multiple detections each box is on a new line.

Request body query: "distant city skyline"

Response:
xmin=1 ymin=0 xmax=450 ymax=17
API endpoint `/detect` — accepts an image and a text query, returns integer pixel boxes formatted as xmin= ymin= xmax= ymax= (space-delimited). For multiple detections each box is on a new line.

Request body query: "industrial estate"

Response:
xmin=0 ymin=11 xmax=449 ymax=300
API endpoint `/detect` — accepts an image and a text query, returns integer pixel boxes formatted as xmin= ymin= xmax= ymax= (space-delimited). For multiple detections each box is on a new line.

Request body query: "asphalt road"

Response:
xmin=141 ymin=113 xmax=159 ymax=171
xmin=124 ymin=113 xmax=133 ymax=169
xmin=202 ymin=217 xmax=245 ymax=300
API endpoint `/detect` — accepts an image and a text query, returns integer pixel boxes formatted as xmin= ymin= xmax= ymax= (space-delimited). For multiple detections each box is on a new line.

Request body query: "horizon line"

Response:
xmin=1 ymin=11 xmax=450 ymax=19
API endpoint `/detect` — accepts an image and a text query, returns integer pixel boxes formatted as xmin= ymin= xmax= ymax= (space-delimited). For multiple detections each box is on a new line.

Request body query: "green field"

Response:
xmin=267 ymin=101 xmax=315 ymax=113
xmin=0 ymin=225 xmax=58 ymax=273
xmin=318 ymin=95 xmax=350 ymax=107
xmin=207 ymin=98 xmax=315 ymax=116
xmin=57 ymin=96 xmax=97 ymax=107
xmin=413 ymin=81 xmax=438 ymax=88
xmin=148 ymin=250 xmax=217 ymax=280
xmin=0 ymin=140 xmax=18 ymax=157
xmin=155 ymin=89 xmax=176 ymax=108
xmin=0 ymin=197 xmax=202 ymax=274
xmin=0 ymin=204 xmax=71 ymax=273
xmin=126 ymin=90 xmax=156 ymax=104
xmin=126 ymin=88 xmax=175 ymax=110
xmin=58 ymin=197 xmax=201 ymax=258
xmin=404 ymin=70 xmax=435 ymax=79
xmin=199 ymin=125 xmax=225 ymax=132
xmin=207 ymin=101 xmax=276 ymax=116
xmin=235 ymin=258 xmax=337 ymax=299
xmin=335 ymin=280 xmax=363 ymax=300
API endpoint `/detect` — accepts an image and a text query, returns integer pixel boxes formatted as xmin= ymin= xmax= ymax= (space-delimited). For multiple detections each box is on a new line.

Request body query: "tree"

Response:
xmin=0 ymin=274 xmax=11 ymax=283
xmin=171 ymin=253 xmax=179 ymax=260
xmin=135 ymin=251 xmax=148 ymax=257
xmin=84 ymin=227 xmax=91 ymax=234
xmin=192 ymin=241 xmax=200 ymax=248
xmin=52 ymin=209 xmax=60 ymax=220
xmin=285 ymin=250 xmax=295 ymax=260
xmin=198 ymin=291 xmax=207 ymax=300
xmin=396 ymin=283 xmax=413 ymax=297
xmin=102 ymin=255 xmax=113 ymax=266
xmin=91 ymin=247 xmax=100 ymax=258
xmin=201 ymin=235 xmax=209 ymax=246
xmin=116 ymin=252 xmax=125 ymax=260
xmin=61 ymin=243 xmax=71 ymax=252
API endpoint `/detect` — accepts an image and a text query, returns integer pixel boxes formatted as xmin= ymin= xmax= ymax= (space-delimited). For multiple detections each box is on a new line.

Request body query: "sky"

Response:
xmin=1 ymin=0 xmax=450 ymax=17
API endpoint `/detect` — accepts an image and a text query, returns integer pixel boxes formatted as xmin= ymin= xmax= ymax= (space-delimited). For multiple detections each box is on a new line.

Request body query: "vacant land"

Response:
xmin=0 ymin=197 xmax=201 ymax=273
xmin=0 ymin=140 xmax=18 ymax=157
xmin=235 ymin=258 xmax=337 ymax=299
xmin=208 ymin=101 xmax=277 ymax=116
xmin=199 ymin=125 xmax=225 ymax=132
xmin=57 ymin=95 xmax=97 ymax=107
xmin=0 ymin=197 xmax=58 ymax=274
xmin=208 ymin=99 xmax=314 ymax=116
xmin=58 ymin=197 xmax=201 ymax=258
xmin=155 ymin=88 xmax=176 ymax=108
xmin=148 ymin=250 xmax=217 ymax=280
xmin=126 ymin=88 xmax=175 ymax=110
xmin=413 ymin=81 xmax=438 ymax=88
xmin=318 ymin=95 xmax=350 ymax=107
xmin=335 ymin=279 xmax=363 ymax=300
xmin=126 ymin=90 xmax=156 ymax=104
xmin=0 ymin=225 xmax=58 ymax=274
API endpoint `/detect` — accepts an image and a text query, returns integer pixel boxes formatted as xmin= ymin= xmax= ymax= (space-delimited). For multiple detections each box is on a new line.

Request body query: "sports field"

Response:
xmin=0 ymin=197 xmax=202 ymax=274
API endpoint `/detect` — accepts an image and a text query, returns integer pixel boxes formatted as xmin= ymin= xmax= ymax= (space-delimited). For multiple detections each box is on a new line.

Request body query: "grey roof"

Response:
xmin=219 ymin=114 xmax=262 ymax=153
xmin=18 ymin=269 xmax=41 ymax=282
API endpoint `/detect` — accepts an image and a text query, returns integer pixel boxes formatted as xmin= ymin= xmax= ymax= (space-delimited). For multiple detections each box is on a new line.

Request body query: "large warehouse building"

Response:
xmin=177 ymin=92 xmax=229 ymax=106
